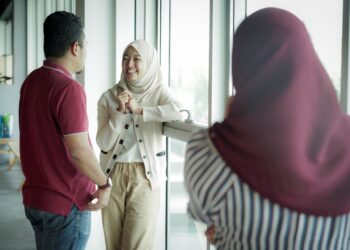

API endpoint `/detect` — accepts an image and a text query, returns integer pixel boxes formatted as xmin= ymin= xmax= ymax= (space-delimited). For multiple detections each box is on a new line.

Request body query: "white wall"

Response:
xmin=83 ymin=0 xmax=116 ymax=249
xmin=115 ymin=0 xmax=135 ymax=79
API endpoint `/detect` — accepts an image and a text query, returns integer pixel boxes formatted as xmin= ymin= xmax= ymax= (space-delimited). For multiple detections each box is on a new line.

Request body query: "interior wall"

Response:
xmin=82 ymin=0 xmax=116 ymax=249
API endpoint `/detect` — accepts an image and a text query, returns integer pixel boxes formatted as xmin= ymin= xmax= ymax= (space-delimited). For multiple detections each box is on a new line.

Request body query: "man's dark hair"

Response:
xmin=43 ymin=11 xmax=84 ymax=58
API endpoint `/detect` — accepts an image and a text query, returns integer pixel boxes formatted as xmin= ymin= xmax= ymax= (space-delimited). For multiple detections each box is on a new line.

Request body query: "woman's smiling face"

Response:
xmin=122 ymin=46 xmax=145 ymax=83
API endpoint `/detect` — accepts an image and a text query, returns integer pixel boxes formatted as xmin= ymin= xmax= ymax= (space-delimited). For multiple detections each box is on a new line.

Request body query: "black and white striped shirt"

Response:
xmin=184 ymin=130 xmax=350 ymax=250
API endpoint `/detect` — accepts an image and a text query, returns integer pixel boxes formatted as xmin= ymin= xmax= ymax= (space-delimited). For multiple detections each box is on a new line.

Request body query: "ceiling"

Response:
xmin=0 ymin=0 xmax=12 ymax=21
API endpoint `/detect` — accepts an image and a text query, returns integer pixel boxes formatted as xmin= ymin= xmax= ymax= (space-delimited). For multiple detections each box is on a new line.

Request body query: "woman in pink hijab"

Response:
xmin=184 ymin=7 xmax=350 ymax=249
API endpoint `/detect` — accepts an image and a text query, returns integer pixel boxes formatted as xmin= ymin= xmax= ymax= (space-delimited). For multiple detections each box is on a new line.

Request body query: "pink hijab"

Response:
xmin=209 ymin=8 xmax=350 ymax=216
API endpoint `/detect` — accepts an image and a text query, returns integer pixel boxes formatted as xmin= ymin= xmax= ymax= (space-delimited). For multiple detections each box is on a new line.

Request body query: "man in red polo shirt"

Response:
xmin=19 ymin=11 xmax=111 ymax=250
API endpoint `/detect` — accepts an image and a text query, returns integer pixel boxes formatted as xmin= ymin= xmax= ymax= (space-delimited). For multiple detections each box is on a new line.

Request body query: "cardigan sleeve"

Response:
xmin=143 ymin=85 xmax=183 ymax=122
xmin=96 ymin=93 xmax=129 ymax=151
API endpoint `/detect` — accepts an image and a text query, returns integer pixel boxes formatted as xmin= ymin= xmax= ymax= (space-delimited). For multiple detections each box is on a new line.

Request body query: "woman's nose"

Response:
xmin=127 ymin=59 xmax=134 ymax=67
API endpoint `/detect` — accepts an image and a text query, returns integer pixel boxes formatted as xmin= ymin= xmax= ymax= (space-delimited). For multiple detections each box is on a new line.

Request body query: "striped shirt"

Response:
xmin=184 ymin=130 xmax=350 ymax=250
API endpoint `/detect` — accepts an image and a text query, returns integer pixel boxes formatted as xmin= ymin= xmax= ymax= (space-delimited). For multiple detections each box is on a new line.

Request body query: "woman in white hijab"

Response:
xmin=96 ymin=40 xmax=183 ymax=250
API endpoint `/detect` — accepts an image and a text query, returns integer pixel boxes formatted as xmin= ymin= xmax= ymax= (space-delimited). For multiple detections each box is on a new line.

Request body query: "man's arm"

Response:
xmin=64 ymin=132 xmax=110 ymax=210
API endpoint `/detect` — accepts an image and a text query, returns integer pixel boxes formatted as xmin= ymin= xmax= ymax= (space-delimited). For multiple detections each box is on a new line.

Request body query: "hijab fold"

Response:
xmin=210 ymin=8 xmax=350 ymax=216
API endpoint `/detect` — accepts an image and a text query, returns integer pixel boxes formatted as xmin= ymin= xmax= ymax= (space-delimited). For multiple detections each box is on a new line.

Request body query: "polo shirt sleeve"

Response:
xmin=57 ymin=82 xmax=88 ymax=135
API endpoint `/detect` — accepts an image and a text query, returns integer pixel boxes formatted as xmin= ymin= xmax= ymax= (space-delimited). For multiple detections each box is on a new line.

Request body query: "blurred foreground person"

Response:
xmin=184 ymin=7 xmax=350 ymax=250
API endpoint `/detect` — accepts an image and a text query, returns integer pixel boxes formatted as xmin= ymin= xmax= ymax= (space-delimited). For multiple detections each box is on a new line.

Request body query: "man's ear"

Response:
xmin=71 ymin=41 xmax=80 ymax=56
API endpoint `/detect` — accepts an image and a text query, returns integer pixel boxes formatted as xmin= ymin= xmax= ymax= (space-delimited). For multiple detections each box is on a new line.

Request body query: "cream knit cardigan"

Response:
xmin=96 ymin=84 xmax=183 ymax=189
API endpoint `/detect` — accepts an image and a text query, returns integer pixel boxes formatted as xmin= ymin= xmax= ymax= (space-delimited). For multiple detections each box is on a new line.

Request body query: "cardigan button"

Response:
xmin=135 ymin=124 xmax=139 ymax=128
xmin=113 ymin=154 xmax=117 ymax=160
xmin=139 ymin=139 xmax=142 ymax=143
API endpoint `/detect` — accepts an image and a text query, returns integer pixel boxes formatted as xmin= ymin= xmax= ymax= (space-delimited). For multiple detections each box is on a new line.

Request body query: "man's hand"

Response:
xmin=87 ymin=187 xmax=111 ymax=211
xmin=63 ymin=133 xmax=113 ymax=211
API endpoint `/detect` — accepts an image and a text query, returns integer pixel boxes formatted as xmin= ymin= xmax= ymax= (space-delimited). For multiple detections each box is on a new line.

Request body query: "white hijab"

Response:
xmin=118 ymin=40 xmax=162 ymax=101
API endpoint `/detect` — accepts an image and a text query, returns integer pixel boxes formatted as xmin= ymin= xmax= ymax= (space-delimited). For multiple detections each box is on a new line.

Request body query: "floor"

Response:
xmin=0 ymin=159 xmax=208 ymax=250
xmin=0 ymin=162 xmax=35 ymax=250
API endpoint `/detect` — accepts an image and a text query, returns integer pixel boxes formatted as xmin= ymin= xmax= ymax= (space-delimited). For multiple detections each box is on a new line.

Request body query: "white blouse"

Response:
xmin=117 ymin=118 xmax=143 ymax=163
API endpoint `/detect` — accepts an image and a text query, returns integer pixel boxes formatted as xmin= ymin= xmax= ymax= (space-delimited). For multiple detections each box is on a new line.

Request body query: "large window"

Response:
xmin=166 ymin=1 xmax=211 ymax=249
xmin=167 ymin=138 xmax=207 ymax=250
xmin=169 ymin=0 xmax=210 ymax=125
xmin=247 ymin=0 xmax=343 ymax=96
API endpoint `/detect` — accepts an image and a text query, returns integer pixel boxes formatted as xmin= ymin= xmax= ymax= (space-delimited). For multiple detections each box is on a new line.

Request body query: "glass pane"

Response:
xmin=0 ymin=16 xmax=13 ymax=85
xmin=169 ymin=0 xmax=210 ymax=125
xmin=246 ymin=0 xmax=343 ymax=97
xmin=168 ymin=138 xmax=207 ymax=250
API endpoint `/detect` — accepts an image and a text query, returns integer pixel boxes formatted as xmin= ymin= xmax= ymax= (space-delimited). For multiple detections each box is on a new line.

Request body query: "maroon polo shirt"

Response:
xmin=19 ymin=60 xmax=95 ymax=216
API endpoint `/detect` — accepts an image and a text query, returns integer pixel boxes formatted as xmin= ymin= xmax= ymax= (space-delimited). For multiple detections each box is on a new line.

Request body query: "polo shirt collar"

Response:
xmin=43 ymin=60 xmax=72 ymax=78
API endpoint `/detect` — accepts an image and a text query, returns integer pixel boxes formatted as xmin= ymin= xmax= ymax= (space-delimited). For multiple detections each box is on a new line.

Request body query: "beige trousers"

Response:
xmin=102 ymin=162 xmax=160 ymax=250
